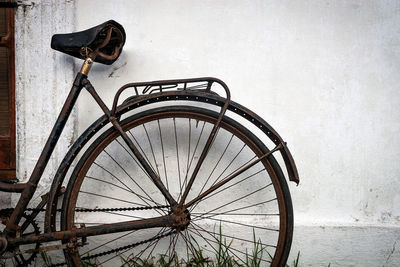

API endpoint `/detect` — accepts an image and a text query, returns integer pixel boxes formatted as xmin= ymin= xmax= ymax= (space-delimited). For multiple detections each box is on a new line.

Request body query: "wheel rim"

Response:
xmin=63 ymin=107 xmax=290 ymax=266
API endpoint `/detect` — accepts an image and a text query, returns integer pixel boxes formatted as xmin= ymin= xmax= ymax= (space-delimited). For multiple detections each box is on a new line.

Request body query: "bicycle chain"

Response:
xmin=0 ymin=205 xmax=171 ymax=267
xmin=0 ymin=205 xmax=170 ymax=214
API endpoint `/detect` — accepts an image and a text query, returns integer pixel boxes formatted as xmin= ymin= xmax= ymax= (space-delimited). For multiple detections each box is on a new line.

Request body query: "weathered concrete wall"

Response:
xmin=15 ymin=0 xmax=76 ymax=192
xmin=11 ymin=0 xmax=400 ymax=265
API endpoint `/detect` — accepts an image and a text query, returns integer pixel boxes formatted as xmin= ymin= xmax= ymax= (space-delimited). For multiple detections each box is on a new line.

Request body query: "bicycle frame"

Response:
xmin=0 ymin=57 xmax=299 ymax=251
xmin=0 ymin=59 xmax=233 ymax=249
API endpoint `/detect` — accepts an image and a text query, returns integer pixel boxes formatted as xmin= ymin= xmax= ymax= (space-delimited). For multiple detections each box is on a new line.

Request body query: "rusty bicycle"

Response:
xmin=0 ymin=20 xmax=299 ymax=266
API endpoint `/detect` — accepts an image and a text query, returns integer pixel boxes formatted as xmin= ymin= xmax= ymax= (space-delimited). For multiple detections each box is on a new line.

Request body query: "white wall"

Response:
xmin=15 ymin=0 xmax=76 ymax=192
xmin=12 ymin=0 xmax=400 ymax=265
xmin=76 ymin=1 xmax=400 ymax=265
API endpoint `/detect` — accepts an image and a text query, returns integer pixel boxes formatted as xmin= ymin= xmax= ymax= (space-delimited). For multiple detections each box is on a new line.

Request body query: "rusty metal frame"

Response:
xmin=44 ymin=77 xmax=298 ymax=231
xmin=0 ymin=74 xmax=298 ymax=251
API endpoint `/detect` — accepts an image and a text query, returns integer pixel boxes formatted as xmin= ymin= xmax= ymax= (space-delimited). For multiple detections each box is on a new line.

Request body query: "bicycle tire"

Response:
xmin=61 ymin=105 xmax=293 ymax=267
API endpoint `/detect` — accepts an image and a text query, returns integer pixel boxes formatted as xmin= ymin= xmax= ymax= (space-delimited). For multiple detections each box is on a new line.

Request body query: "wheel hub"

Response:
xmin=172 ymin=207 xmax=191 ymax=231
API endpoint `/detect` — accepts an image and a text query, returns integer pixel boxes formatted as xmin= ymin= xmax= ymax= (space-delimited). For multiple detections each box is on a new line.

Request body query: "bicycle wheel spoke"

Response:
xmin=190 ymin=222 xmax=277 ymax=249
xmin=81 ymin=230 xmax=136 ymax=256
xmin=142 ymin=123 xmax=160 ymax=177
xmin=187 ymin=227 xmax=242 ymax=264
xmin=85 ymin=175 xmax=155 ymax=204
xmin=79 ymin=190 xmax=147 ymax=207
xmin=181 ymin=121 xmax=206 ymax=195
xmin=197 ymin=183 xmax=273 ymax=216
xmin=189 ymin=144 xmax=251 ymax=212
xmin=195 ymin=134 xmax=234 ymax=204
xmin=209 ymin=148 xmax=252 ymax=189
xmin=114 ymin=138 xmax=157 ymax=179
xmin=192 ymin=212 xmax=279 ymax=217
xmin=185 ymin=144 xmax=281 ymax=209
xmin=192 ymin=215 xmax=279 ymax=232
xmin=173 ymin=118 xmax=182 ymax=195
xmin=192 ymin=198 xmax=278 ymax=224
xmin=99 ymin=227 xmax=168 ymax=265
xmin=182 ymin=229 xmax=191 ymax=261
xmin=188 ymin=222 xmax=248 ymax=265
xmin=190 ymin=166 xmax=263 ymax=212
xmin=179 ymin=230 xmax=205 ymax=262
xmin=189 ymin=224 xmax=271 ymax=264
xmin=185 ymin=230 xmax=226 ymax=264
xmin=157 ymin=119 xmax=169 ymax=191
xmin=100 ymin=211 xmax=146 ymax=220
xmin=132 ymin=228 xmax=168 ymax=262
xmin=96 ymin=150 xmax=165 ymax=214
xmin=196 ymin=168 xmax=265 ymax=207
xmin=143 ymin=229 xmax=165 ymax=262
xmin=180 ymin=123 xmax=222 ymax=205
xmin=128 ymin=130 xmax=156 ymax=172
xmin=92 ymin=161 xmax=137 ymax=196
xmin=103 ymin=146 xmax=164 ymax=208
xmin=185 ymin=118 xmax=191 ymax=190
xmin=171 ymin=232 xmax=180 ymax=259
xmin=187 ymin=226 xmax=220 ymax=255
xmin=164 ymin=231 xmax=178 ymax=260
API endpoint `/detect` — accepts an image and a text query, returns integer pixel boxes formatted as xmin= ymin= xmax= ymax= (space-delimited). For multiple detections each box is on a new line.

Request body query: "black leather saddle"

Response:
xmin=51 ymin=20 xmax=126 ymax=65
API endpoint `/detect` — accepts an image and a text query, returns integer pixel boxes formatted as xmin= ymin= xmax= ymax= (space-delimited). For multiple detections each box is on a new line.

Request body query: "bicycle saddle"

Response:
xmin=51 ymin=20 xmax=126 ymax=65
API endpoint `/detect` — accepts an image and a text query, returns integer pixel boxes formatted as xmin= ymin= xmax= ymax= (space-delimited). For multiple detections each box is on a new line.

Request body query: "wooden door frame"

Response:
xmin=0 ymin=2 xmax=15 ymax=179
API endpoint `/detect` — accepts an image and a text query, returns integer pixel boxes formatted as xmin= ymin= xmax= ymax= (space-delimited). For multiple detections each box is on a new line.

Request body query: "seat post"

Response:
xmin=80 ymin=58 xmax=94 ymax=76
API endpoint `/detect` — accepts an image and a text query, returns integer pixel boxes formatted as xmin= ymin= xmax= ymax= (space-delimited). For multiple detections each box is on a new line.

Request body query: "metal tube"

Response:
xmin=0 ymin=182 xmax=27 ymax=192
xmin=80 ymin=58 xmax=93 ymax=76
xmin=8 ymin=215 xmax=173 ymax=246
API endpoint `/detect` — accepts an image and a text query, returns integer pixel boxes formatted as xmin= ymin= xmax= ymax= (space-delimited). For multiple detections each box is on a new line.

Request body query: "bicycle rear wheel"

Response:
xmin=61 ymin=105 xmax=293 ymax=266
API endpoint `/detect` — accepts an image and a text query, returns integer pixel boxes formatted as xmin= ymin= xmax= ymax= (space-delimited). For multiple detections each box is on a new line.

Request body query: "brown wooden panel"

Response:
xmin=0 ymin=139 xmax=10 ymax=168
xmin=0 ymin=47 xmax=10 ymax=136
xmin=0 ymin=3 xmax=15 ymax=177
xmin=0 ymin=7 xmax=7 ymax=36
xmin=0 ymin=169 xmax=15 ymax=179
